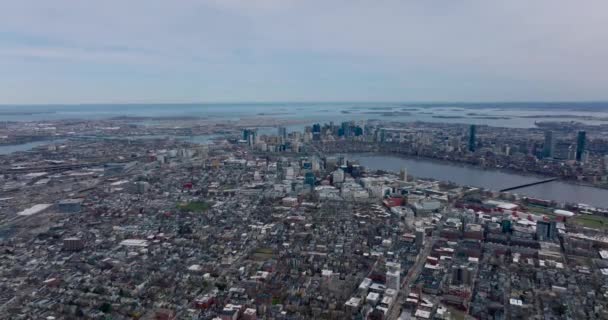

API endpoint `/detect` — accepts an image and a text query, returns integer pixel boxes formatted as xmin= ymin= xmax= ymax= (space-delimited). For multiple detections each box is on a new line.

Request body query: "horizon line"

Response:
xmin=1 ymin=100 xmax=608 ymax=107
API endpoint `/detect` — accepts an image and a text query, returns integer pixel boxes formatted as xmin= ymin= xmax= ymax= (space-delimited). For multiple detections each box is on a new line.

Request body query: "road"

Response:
xmin=386 ymin=220 xmax=443 ymax=320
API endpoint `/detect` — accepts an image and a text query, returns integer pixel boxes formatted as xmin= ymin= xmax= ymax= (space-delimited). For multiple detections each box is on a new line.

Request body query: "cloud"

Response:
xmin=0 ymin=0 xmax=607 ymax=103
xmin=0 ymin=46 xmax=154 ymax=64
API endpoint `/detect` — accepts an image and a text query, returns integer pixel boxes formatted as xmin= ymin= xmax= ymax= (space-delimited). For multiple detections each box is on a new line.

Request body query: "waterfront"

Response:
xmin=350 ymin=153 xmax=608 ymax=208
xmin=0 ymin=135 xmax=219 ymax=155
xmin=0 ymin=139 xmax=65 ymax=155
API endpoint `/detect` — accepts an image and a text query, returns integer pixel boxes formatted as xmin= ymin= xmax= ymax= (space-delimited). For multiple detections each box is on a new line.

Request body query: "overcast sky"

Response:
xmin=1 ymin=0 xmax=607 ymax=104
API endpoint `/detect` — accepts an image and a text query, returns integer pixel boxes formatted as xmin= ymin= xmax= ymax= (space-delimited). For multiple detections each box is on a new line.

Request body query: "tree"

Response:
xmin=215 ymin=282 xmax=227 ymax=291
xmin=554 ymin=303 xmax=567 ymax=316
xmin=99 ymin=302 xmax=112 ymax=313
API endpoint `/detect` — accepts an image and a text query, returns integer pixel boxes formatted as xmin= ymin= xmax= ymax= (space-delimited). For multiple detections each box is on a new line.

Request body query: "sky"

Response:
xmin=0 ymin=0 xmax=607 ymax=104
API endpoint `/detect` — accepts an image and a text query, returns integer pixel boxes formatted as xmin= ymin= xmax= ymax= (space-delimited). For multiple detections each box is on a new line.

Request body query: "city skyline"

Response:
xmin=3 ymin=2 xmax=608 ymax=319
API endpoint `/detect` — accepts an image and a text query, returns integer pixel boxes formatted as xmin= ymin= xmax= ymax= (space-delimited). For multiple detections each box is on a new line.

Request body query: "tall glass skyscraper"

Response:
xmin=468 ymin=125 xmax=476 ymax=152
xmin=576 ymin=130 xmax=586 ymax=161
xmin=543 ymin=130 xmax=555 ymax=158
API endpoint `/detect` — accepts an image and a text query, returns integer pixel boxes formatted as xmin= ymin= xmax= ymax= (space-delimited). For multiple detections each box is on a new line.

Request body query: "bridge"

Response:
xmin=499 ymin=177 xmax=559 ymax=192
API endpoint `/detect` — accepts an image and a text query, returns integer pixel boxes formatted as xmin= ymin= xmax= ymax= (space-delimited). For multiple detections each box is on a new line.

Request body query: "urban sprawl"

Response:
xmin=2 ymin=117 xmax=608 ymax=320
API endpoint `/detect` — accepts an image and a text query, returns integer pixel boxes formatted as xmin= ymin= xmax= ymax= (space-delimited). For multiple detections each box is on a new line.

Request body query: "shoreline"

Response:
xmin=348 ymin=151 xmax=608 ymax=193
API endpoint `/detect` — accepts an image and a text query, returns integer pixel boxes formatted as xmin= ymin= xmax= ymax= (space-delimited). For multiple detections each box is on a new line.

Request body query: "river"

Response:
xmin=0 ymin=134 xmax=220 ymax=156
xmin=0 ymin=139 xmax=66 ymax=155
xmin=349 ymin=154 xmax=608 ymax=208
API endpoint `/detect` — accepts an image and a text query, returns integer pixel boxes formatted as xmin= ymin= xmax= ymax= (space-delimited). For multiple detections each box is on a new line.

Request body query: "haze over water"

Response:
xmin=3 ymin=102 xmax=608 ymax=128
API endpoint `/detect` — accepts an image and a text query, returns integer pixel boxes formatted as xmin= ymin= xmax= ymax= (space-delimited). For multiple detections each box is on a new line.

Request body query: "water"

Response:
xmin=350 ymin=154 xmax=608 ymax=208
xmin=0 ymin=134 xmax=219 ymax=155
xmin=173 ymin=134 xmax=222 ymax=144
xmin=0 ymin=139 xmax=65 ymax=155
xmin=2 ymin=102 xmax=608 ymax=128
xmin=98 ymin=134 xmax=221 ymax=144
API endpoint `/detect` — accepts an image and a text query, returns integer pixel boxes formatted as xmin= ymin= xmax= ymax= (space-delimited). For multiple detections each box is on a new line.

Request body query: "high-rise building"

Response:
xmin=312 ymin=123 xmax=321 ymax=141
xmin=553 ymin=141 xmax=572 ymax=160
xmin=468 ymin=125 xmax=476 ymax=152
xmin=451 ymin=265 xmax=473 ymax=286
xmin=311 ymin=156 xmax=321 ymax=172
xmin=543 ymin=131 xmax=555 ymax=158
xmin=332 ymin=169 xmax=345 ymax=184
xmin=568 ymin=145 xmax=576 ymax=160
xmin=536 ymin=220 xmax=557 ymax=241
xmin=451 ymin=266 xmax=463 ymax=285
xmin=243 ymin=128 xmax=258 ymax=146
xmin=354 ymin=126 xmax=363 ymax=136
xmin=325 ymin=156 xmax=338 ymax=171
xmin=463 ymin=267 xmax=473 ymax=286
xmin=278 ymin=126 xmax=287 ymax=141
xmin=379 ymin=129 xmax=386 ymax=143
xmin=400 ymin=167 xmax=408 ymax=181
xmin=386 ymin=270 xmax=400 ymax=290
xmin=341 ymin=122 xmax=351 ymax=137
xmin=304 ymin=172 xmax=316 ymax=187
xmin=243 ymin=128 xmax=251 ymax=141
xmin=576 ymin=130 xmax=586 ymax=161
xmin=582 ymin=150 xmax=590 ymax=164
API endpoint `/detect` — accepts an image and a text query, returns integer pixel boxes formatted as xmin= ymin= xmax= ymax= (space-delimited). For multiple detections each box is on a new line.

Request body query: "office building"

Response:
xmin=553 ymin=141 xmax=572 ymax=160
xmin=278 ymin=126 xmax=287 ymax=142
xmin=63 ymin=237 xmax=84 ymax=251
xmin=452 ymin=266 xmax=463 ymax=285
xmin=543 ymin=131 xmax=555 ymax=158
xmin=241 ymin=128 xmax=259 ymax=147
xmin=242 ymin=128 xmax=254 ymax=141
xmin=386 ymin=270 xmax=400 ymax=290
xmin=312 ymin=123 xmax=321 ymax=141
xmin=415 ymin=228 xmax=425 ymax=250
xmin=58 ymin=199 xmax=83 ymax=213
xmin=536 ymin=220 xmax=557 ymax=241
xmin=341 ymin=122 xmax=351 ymax=137
xmin=332 ymin=169 xmax=345 ymax=184
xmin=576 ymin=130 xmax=586 ymax=161
xmin=468 ymin=125 xmax=476 ymax=152
xmin=304 ymin=172 xmax=316 ymax=187
xmin=249 ymin=131 xmax=258 ymax=147
xmin=400 ymin=167 xmax=408 ymax=181
xmin=379 ymin=128 xmax=386 ymax=143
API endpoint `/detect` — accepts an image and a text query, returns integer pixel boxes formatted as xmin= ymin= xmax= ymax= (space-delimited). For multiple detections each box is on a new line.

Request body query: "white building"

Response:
xmin=386 ymin=270 xmax=400 ymax=290
xmin=332 ymin=169 xmax=345 ymax=184
xmin=400 ymin=167 xmax=408 ymax=181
